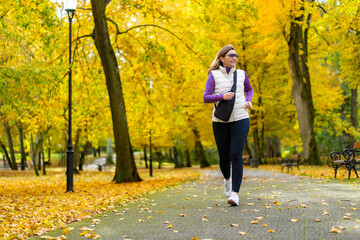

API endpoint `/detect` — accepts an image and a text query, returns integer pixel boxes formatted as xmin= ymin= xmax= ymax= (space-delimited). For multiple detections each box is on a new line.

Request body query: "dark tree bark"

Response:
xmin=287 ymin=0 xmax=319 ymax=164
xmin=185 ymin=149 xmax=192 ymax=167
xmin=91 ymin=0 xmax=141 ymax=182
xmin=41 ymin=139 xmax=46 ymax=175
xmin=18 ymin=123 xmax=27 ymax=170
xmin=79 ymin=140 xmax=91 ymax=171
xmin=2 ymin=116 xmax=17 ymax=170
xmin=266 ymin=136 xmax=282 ymax=158
xmin=193 ymin=127 xmax=210 ymax=168
xmin=172 ymin=146 xmax=181 ymax=168
xmin=0 ymin=139 xmax=12 ymax=169
xmin=350 ymin=88 xmax=358 ymax=147
xmin=31 ymin=134 xmax=39 ymax=176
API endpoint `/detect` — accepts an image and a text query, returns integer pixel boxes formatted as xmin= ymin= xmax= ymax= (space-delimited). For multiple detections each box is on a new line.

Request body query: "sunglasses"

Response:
xmin=226 ymin=53 xmax=239 ymax=58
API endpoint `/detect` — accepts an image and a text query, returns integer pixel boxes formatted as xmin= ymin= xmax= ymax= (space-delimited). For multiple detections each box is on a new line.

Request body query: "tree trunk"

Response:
xmin=0 ymin=139 xmax=12 ymax=169
xmin=350 ymin=88 xmax=358 ymax=147
xmin=266 ymin=136 xmax=282 ymax=158
xmin=91 ymin=0 xmax=141 ymax=182
xmin=288 ymin=0 xmax=319 ymax=165
xmin=2 ymin=117 xmax=17 ymax=170
xmin=41 ymin=139 xmax=46 ymax=175
xmin=193 ymin=127 xmax=210 ymax=168
xmin=106 ymin=137 xmax=114 ymax=165
xmin=73 ymin=128 xmax=81 ymax=174
xmin=172 ymin=147 xmax=181 ymax=168
xmin=143 ymin=145 xmax=148 ymax=168
xmin=253 ymin=127 xmax=260 ymax=161
xmin=79 ymin=140 xmax=91 ymax=171
xmin=31 ymin=134 xmax=40 ymax=176
xmin=185 ymin=149 xmax=191 ymax=167
xmin=18 ymin=123 xmax=27 ymax=170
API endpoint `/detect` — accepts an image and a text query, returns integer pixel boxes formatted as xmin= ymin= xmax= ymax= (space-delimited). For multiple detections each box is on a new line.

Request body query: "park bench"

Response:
xmin=281 ymin=154 xmax=301 ymax=172
xmin=330 ymin=142 xmax=360 ymax=179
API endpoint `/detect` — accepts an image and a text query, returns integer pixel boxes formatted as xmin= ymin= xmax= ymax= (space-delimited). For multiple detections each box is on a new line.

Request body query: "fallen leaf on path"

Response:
xmin=80 ymin=231 xmax=88 ymax=236
xmin=40 ymin=236 xmax=55 ymax=240
xmin=62 ymin=228 xmax=69 ymax=235
xmin=164 ymin=221 xmax=170 ymax=224
xmin=262 ymin=223 xmax=268 ymax=227
xmin=322 ymin=211 xmax=329 ymax=215
xmin=330 ymin=226 xmax=342 ymax=233
xmin=93 ymin=234 xmax=101 ymax=239
xmin=300 ymin=204 xmax=307 ymax=208
xmin=179 ymin=214 xmax=186 ymax=217
xmin=80 ymin=227 xmax=95 ymax=231
xmin=268 ymin=229 xmax=275 ymax=233
xmin=168 ymin=224 xmax=173 ymax=228
xmin=173 ymin=230 xmax=180 ymax=233
xmin=247 ymin=203 xmax=254 ymax=206
xmin=338 ymin=226 xmax=346 ymax=230
xmin=291 ymin=219 xmax=299 ymax=222
xmin=202 ymin=218 xmax=208 ymax=222
xmin=230 ymin=224 xmax=239 ymax=227
xmin=315 ymin=218 xmax=321 ymax=222
xmin=238 ymin=231 xmax=247 ymax=235
xmin=343 ymin=216 xmax=351 ymax=219
xmin=251 ymin=220 xmax=259 ymax=224
xmin=191 ymin=236 xmax=199 ymax=240
xmin=256 ymin=217 xmax=264 ymax=220
xmin=138 ymin=219 xmax=144 ymax=222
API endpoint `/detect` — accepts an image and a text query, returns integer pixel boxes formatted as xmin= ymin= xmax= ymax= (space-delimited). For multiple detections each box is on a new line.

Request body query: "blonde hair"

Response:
xmin=208 ymin=44 xmax=236 ymax=75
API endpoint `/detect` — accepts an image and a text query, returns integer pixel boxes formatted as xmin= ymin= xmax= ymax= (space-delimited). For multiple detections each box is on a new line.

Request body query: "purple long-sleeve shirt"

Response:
xmin=203 ymin=67 xmax=253 ymax=103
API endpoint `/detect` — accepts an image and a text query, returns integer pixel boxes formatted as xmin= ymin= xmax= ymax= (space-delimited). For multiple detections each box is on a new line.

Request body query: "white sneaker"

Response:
xmin=224 ymin=179 xmax=232 ymax=197
xmin=227 ymin=192 xmax=239 ymax=206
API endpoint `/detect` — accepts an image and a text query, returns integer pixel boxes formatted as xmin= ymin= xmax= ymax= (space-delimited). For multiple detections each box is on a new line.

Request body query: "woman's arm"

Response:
xmin=244 ymin=72 xmax=253 ymax=102
xmin=203 ymin=73 xmax=224 ymax=103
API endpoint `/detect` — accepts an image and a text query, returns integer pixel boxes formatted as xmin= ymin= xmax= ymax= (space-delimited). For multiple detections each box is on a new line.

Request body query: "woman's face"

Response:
xmin=220 ymin=50 xmax=238 ymax=68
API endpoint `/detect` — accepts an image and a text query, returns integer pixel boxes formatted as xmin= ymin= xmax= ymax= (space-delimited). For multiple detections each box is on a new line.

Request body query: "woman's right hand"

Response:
xmin=223 ymin=92 xmax=235 ymax=100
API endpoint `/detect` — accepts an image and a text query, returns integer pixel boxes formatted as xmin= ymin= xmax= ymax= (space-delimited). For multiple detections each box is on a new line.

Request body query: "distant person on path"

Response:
xmin=203 ymin=44 xmax=253 ymax=206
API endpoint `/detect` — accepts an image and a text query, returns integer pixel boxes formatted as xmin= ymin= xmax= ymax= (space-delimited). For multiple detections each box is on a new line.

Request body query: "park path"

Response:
xmin=31 ymin=168 xmax=360 ymax=240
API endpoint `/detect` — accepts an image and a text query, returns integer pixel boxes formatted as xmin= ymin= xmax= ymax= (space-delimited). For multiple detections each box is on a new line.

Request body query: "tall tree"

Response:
xmin=287 ymin=0 xmax=319 ymax=164
xmin=90 ymin=0 xmax=141 ymax=182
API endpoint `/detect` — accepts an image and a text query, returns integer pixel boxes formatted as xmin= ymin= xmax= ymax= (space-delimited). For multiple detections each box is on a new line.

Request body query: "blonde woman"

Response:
xmin=203 ymin=44 xmax=253 ymax=206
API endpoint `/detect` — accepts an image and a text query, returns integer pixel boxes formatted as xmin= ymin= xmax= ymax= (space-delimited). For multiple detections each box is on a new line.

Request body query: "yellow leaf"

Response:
xmin=238 ymin=231 xmax=247 ymax=235
xmin=93 ymin=234 xmax=101 ymax=239
xmin=256 ymin=217 xmax=264 ymax=220
xmin=330 ymin=226 xmax=342 ymax=233
xmin=322 ymin=211 xmax=329 ymax=215
xmin=179 ymin=214 xmax=186 ymax=217
xmin=343 ymin=216 xmax=351 ymax=219
xmin=40 ymin=236 xmax=55 ymax=240
xmin=62 ymin=228 xmax=69 ymax=235
xmin=168 ymin=224 xmax=173 ymax=229
xmin=191 ymin=237 xmax=199 ymax=240
xmin=262 ymin=223 xmax=268 ymax=227
xmin=291 ymin=219 xmax=299 ymax=222
xmin=268 ymin=229 xmax=275 ymax=233
xmin=247 ymin=203 xmax=254 ymax=206
xmin=230 ymin=224 xmax=239 ymax=227
xmin=80 ymin=231 xmax=88 ymax=236
xmin=251 ymin=220 xmax=259 ymax=224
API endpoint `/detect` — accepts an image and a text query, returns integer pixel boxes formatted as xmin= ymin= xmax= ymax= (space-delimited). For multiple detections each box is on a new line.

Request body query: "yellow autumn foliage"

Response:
xmin=0 ymin=169 xmax=200 ymax=239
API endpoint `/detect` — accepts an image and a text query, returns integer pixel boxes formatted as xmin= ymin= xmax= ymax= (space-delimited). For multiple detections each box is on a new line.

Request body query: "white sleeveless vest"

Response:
xmin=211 ymin=66 xmax=249 ymax=122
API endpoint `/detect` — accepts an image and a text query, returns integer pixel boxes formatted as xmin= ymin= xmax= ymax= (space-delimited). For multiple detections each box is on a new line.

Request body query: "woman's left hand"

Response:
xmin=245 ymin=101 xmax=252 ymax=110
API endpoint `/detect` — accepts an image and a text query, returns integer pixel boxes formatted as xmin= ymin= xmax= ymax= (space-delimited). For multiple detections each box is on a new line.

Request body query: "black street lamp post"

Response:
xmin=65 ymin=0 xmax=77 ymax=192
xmin=147 ymin=78 xmax=153 ymax=177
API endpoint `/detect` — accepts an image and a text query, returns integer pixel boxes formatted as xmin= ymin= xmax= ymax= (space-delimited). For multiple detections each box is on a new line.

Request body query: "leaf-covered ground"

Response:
xmin=257 ymin=164 xmax=357 ymax=181
xmin=0 ymin=168 xmax=200 ymax=239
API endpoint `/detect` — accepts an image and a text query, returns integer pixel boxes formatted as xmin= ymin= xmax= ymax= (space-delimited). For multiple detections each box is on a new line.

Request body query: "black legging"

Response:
xmin=212 ymin=118 xmax=250 ymax=193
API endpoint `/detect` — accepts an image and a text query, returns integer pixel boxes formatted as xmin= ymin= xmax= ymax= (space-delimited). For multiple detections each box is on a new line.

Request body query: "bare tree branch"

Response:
xmin=118 ymin=24 xmax=204 ymax=62
xmin=311 ymin=26 xmax=330 ymax=46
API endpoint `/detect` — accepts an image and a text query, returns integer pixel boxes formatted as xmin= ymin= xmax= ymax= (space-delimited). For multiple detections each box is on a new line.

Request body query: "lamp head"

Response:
xmin=64 ymin=0 xmax=77 ymax=12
